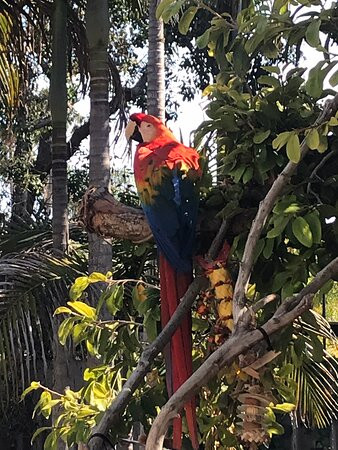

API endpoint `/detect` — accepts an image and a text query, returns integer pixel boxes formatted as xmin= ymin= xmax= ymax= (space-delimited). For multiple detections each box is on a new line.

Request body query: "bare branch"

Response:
xmin=146 ymin=256 xmax=338 ymax=449
xmin=232 ymin=93 xmax=338 ymax=323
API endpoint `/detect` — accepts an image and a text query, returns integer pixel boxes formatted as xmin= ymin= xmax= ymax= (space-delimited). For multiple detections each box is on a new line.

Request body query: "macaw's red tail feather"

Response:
xmin=159 ymin=254 xmax=199 ymax=450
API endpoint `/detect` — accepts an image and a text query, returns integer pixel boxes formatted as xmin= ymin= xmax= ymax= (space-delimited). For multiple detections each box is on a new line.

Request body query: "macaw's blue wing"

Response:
xmin=142 ymin=167 xmax=199 ymax=273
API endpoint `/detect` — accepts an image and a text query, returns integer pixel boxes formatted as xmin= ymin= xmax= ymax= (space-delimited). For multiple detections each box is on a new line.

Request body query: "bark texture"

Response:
xmin=147 ymin=0 xmax=165 ymax=120
xmin=50 ymin=0 xmax=68 ymax=254
xmin=79 ymin=187 xmax=152 ymax=243
xmin=86 ymin=0 xmax=112 ymax=274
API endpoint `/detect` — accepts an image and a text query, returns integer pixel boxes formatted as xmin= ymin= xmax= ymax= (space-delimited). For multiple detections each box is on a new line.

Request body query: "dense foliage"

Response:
xmin=0 ymin=0 xmax=338 ymax=449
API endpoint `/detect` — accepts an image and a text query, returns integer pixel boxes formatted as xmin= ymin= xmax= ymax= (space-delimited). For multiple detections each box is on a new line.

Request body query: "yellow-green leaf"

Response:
xmin=69 ymin=276 xmax=89 ymax=300
xmin=272 ymin=131 xmax=292 ymax=150
xmin=317 ymin=135 xmax=328 ymax=153
xmin=21 ymin=381 xmax=41 ymax=400
xmin=58 ymin=317 xmax=75 ymax=345
xmin=286 ymin=133 xmax=300 ymax=163
xmin=67 ymin=301 xmax=96 ymax=319
xmin=292 ymin=217 xmax=313 ymax=248
xmin=88 ymin=272 xmax=107 ymax=283
xmin=178 ymin=6 xmax=198 ymax=35
xmin=328 ymin=116 xmax=338 ymax=126
xmin=306 ymin=128 xmax=320 ymax=150
xmin=54 ymin=306 xmax=72 ymax=316
xmin=272 ymin=402 xmax=295 ymax=413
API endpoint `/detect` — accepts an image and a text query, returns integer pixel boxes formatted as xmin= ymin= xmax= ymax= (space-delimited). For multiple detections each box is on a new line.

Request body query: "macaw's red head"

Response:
xmin=125 ymin=112 xmax=176 ymax=143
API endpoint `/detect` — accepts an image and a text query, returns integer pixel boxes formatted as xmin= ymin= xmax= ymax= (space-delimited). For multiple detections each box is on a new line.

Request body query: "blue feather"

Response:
xmin=142 ymin=169 xmax=199 ymax=273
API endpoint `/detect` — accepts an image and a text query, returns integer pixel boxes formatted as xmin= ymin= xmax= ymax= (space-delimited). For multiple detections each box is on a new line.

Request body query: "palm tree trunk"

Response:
xmin=147 ymin=0 xmax=165 ymax=121
xmin=50 ymin=0 xmax=68 ymax=254
xmin=86 ymin=0 xmax=112 ymax=275
xmin=50 ymin=3 xmax=69 ymax=449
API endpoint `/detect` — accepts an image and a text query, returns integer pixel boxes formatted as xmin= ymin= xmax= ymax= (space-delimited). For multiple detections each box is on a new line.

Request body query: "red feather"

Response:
xmin=160 ymin=255 xmax=199 ymax=450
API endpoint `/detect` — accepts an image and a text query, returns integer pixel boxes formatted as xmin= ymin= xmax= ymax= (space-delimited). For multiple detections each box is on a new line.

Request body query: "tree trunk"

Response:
xmin=50 ymin=3 xmax=69 ymax=449
xmin=50 ymin=0 xmax=68 ymax=254
xmin=332 ymin=419 xmax=338 ymax=450
xmin=86 ymin=0 xmax=112 ymax=275
xmin=147 ymin=0 xmax=165 ymax=120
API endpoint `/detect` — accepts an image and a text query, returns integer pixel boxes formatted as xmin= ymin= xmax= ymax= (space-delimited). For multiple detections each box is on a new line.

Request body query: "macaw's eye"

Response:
xmin=146 ymin=124 xmax=151 ymax=127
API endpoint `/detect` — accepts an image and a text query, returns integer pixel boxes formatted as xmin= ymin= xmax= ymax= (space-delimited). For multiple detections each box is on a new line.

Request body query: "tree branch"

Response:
xmin=232 ymin=92 xmax=338 ymax=323
xmin=146 ymin=256 xmax=338 ymax=449
xmin=88 ymin=220 xmax=229 ymax=449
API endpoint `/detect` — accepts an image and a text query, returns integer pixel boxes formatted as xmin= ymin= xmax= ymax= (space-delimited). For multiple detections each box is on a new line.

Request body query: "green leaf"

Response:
xmin=272 ymin=0 xmax=289 ymax=12
xmin=292 ymin=217 xmax=313 ymax=248
xmin=317 ymin=135 xmax=328 ymax=153
xmin=196 ymin=28 xmax=211 ymax=49
xmin=31 ymin=427 xmax=51 ymax=444
xmin=106 ymin=284 xmax=124 ymax=316
xmin=242 ymin=167 xmax=253 ymax=184
xmin=144 ymin=310 xmax=158 ymax=341
xmin=44 ymin=430 xmax=58 ymax=450
xmin=267 ymin=216 xmax=290 ymax=238
xmin=156 ymin=0 xmax=175 ymax=19
xmin=272 ymin=131 xmax=292 ymax=150
xmin=67 ymin=301 xmax=96 ymax=319
xmin=263 ymin=238 xmax=274 ymax=259
xmin=232 ymin=42 xmax=250 ymax=76
xmin=253 ymin=129 xmax=271 ymax=144
xmin=178 ymin=6 xmax=198 ymax=34
xmin=286 ymin=133 xmax=300 ymax=163
xmin=257 ymin=75 xmax=280 ymax=88
xmin=161 ymin=0 xmax=185 ymax=23
xmin=306 ymin=128 xmax=320 ymax=150
xmin=329 ymin=70 xmax=338 ymax=87
xmin=54 ymin=306 xmax=72 ymax=316
xmin=305 ymin=19 xmax=321 ymax=47
xmin=305 ymin=61 xmax=325 ymax=98
xmin=304 ymin=212 xmax=321 ymax=244
xmin=262 ymin=65 xmax=280 ymax=74
xmin=69 ymin=276 xmax=89 ymax=300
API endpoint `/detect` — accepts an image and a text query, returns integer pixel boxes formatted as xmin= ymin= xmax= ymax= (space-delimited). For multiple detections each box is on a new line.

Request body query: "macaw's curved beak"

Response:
xmin=125 ymin=120 xmax=143 ymax=143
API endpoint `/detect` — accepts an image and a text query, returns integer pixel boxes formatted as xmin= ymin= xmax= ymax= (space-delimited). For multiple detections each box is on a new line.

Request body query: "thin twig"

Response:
xmin=306 ymin=148 xmax=337 ymax=196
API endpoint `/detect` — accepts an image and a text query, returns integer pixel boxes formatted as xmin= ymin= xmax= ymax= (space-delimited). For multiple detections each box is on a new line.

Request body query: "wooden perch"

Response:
xmin=78 ymin=187 xmax=152 ymax=243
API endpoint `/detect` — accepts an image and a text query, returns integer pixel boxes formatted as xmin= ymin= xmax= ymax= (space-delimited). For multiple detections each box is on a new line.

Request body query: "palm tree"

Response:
xmin=147 ymin=0 xmax=165 ymax=120
xmin=86 ymin=0 xmax=112 ymax=276
xmin=50 ymin=0 xmax=69 ymax=254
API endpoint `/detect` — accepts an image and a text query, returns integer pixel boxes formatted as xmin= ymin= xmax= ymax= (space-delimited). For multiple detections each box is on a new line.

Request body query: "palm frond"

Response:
xmin=288 ymin=311 xmax=338 ymax=428
xmin=0 ymin=252 xmax=85 ymax=410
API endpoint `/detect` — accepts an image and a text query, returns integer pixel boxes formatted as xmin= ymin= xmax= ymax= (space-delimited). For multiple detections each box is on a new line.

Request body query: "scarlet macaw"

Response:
xmin=125 ymin=113 xmax=201 ymax=449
